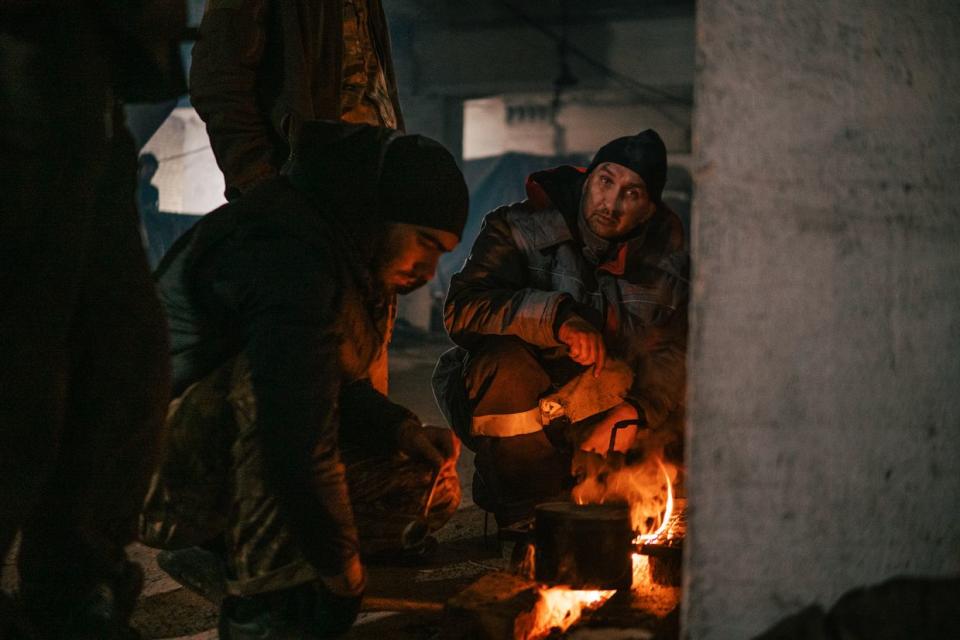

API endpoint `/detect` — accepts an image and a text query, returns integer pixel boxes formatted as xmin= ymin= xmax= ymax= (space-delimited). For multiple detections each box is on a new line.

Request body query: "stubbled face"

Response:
xmin=375 ymin=223 xmax=459 ymax=295
xmin=581 ymin=162 xmax=657 ymax=239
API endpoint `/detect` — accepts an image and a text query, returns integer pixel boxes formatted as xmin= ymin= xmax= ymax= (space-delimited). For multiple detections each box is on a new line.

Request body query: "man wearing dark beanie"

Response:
xmin=434 ymin=129 xmax=689 ymax=527
xmin=138 ymin=122 xmax=467 ymax=637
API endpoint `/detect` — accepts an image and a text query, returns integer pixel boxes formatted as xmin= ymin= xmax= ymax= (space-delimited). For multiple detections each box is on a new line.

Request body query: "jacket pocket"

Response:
xmin=616 ymin=281 xmax=678 ymax=326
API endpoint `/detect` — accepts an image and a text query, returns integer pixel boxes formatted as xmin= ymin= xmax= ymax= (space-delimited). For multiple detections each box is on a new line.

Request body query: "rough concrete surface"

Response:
xmin=688 ymin=1 xmax=960 ymax=638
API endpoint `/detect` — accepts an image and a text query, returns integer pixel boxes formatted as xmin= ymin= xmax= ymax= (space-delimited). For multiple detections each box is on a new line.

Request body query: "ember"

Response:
xmin=514 ymin=586 xmax=615 ymax=640
xmin=512 ymin=446 xmax=679 ymax=637
xmin=632 ymin=552 xmax=650 ymax=588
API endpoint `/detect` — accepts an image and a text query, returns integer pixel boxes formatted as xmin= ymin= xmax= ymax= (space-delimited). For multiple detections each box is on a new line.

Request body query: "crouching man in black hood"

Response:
xmin=139 ymin=122 xmax=468 ymax=637
xmin=433 ymin=130 xmax=689 ymax=527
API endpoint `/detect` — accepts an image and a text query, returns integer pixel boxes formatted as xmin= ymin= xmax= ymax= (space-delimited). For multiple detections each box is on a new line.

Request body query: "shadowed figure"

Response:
xmin=138 ymin=122 xmax=469 ymax=638
xmin=0 ymin=2 xmax=184 ymax=637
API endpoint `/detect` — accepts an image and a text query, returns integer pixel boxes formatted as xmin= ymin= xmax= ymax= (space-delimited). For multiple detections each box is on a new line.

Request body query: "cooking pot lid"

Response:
xmin=535 ymin=502 xmax=629 ymax=521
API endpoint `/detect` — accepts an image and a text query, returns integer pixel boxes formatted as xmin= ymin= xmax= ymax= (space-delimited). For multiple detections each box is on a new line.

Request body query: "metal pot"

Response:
xmin=534 ymin=502 xmax=633 ymax=590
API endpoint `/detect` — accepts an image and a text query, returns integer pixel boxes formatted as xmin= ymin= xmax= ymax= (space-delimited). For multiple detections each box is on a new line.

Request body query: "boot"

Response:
xmin=219 ymin=583 xmax=361 ymax=640
xmin=21 ymin=559 xmax=143 ymax=640
xmin=156 ymin=546 xmax=227 ymax=604
xmin=219 ymin=596 xmax=297 ymax=640
xmin=0 ymin=592 xmax=34 ymax=640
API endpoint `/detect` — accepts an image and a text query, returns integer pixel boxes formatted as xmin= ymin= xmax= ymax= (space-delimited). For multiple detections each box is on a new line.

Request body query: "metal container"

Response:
xmin=534 ymin=502 xmax=633 ymax=590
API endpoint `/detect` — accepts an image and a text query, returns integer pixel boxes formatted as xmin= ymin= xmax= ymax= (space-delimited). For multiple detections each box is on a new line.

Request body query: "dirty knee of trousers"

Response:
xmin=473 ymin=431 xmax=572 ymax=524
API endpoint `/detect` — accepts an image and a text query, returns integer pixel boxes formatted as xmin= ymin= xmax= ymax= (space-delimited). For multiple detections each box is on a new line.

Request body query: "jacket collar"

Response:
xmin=523 ymin=165 xmax=582 ymax=250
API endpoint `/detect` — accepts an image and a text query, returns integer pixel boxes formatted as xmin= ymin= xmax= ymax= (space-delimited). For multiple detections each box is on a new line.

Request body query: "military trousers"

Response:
xmin=140 ymin=356 xmax=460 ymax=596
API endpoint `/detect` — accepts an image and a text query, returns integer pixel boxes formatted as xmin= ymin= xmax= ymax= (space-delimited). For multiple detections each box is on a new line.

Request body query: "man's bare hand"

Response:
xmin=558 ymin=315 xmax=607 ymax=377
xmin=397 ymin=423 xmax=461 ymax=469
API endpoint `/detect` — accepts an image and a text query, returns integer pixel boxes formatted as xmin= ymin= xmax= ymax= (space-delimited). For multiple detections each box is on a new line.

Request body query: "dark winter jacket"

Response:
xmin=442 ymin=166 xmax=689 ymax=432
xmin=190 ymin=0 xmax=404 ymax=199
xmin=154 ymin=126 xmax=416 ymax=577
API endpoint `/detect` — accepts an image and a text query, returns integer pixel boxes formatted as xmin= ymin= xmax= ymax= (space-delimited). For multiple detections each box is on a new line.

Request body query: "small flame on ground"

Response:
xmin=517 ymin=542 xmax=536 ymax=580
xmin=514 ymin=586 xmax=615 ymax=640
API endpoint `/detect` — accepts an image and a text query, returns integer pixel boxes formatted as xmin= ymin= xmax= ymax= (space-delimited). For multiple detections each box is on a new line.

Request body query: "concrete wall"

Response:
xmin=414 ymin=16 xmax=694 ymax=97
xmin=141 ymin=107 xmax=226 ymax=215
xmin=463 ymin=91 xmax=690 ymax=160
xmin=686 ymin=1 xmax=960 ymax=638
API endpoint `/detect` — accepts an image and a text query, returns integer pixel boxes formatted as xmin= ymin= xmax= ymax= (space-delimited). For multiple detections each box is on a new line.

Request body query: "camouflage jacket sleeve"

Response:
xmin=444 ymin=207 xmax=570 ymax=350
xmin=338 ymin=379 xmax=420 ymax=455
xmin=190 ymin=0 xmax=277 ymax=199
xmin=227 ymin=229 xmax=359 ymax=577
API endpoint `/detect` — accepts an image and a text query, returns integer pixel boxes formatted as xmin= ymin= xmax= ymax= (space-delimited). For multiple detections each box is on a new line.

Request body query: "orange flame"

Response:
xmin=571 ymin=453 xmax=676 ymax=541
xmin=632 ymin=552 xmax=650 ymax=588
xmin=516 ymin=542 xmax=536 ymax=580
xmin=514 ymin=586 xmax=615 ymax=640
xmin=634 ymin=458 xmax=674 ymax=545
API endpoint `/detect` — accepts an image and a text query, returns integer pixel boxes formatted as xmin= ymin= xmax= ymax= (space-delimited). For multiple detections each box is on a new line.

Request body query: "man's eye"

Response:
xmin=626 ymin=190 xmax=639 ymax=199
xmin=600 ymin=175 xmax=612 ymax=184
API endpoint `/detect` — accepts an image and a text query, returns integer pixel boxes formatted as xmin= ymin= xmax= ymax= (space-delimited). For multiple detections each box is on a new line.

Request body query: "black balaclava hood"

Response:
xmin=586 ymin=128 xmax=668 ymax=203
xmin=378 ymin=134 xmax=468 ymax=239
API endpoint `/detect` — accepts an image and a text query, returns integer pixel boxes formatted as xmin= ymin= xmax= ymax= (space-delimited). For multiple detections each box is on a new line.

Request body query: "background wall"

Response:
xmin=685 ymin=1 xmax=960 ymax=637
xmin=462 ymin=90 xmax=690 ymax=161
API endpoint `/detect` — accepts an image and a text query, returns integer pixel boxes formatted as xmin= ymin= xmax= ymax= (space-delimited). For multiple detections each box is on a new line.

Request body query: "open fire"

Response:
xmin=518 ymin=455 xmax=678 ymax=638
xmin=514 ymin=586 xmax=616 ymax=640
xmin=572 ymin=454 xmax=677 ymax=541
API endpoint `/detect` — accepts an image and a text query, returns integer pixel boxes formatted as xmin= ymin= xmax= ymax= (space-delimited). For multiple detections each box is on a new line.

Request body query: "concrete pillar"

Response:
xmin=686 ymin=1 xmax=960 ymax=637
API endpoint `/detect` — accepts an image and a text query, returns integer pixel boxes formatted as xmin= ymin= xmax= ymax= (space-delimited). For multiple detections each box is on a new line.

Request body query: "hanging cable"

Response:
xmin=491 ymin=0 xmax=692 ymax=108
xmin=153 ymin=145 xmax=212 ymax=164
xmin=550 ymin=0 xmax=577 ymax=155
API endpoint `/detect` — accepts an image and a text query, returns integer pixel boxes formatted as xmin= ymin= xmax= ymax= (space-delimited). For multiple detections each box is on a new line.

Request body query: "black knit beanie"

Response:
xmin=378 ymin=135 xmax=469 ymax=238
xmin=586 ymin=129 xmax=668 ymax=202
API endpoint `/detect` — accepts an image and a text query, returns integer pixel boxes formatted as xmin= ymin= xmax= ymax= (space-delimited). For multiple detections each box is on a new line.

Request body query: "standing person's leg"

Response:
xmin=0 ymin=7 xmax=106 ymax=563
xmin=16 ymin=117 xmax=171 ymax=636
xmin=462 ymin=337 xmax=571 ymax=525
xmin=0 ymin=12 xmax=128 ymax=638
